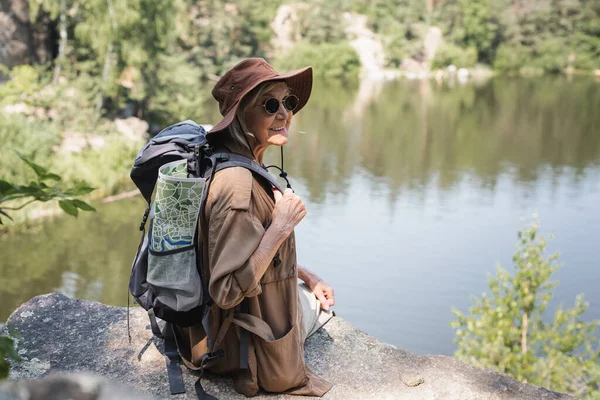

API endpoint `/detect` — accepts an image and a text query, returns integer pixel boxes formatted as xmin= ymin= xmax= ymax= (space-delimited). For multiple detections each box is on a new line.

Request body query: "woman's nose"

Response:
xmin=276 ymin=102 xmax=289 ymax=118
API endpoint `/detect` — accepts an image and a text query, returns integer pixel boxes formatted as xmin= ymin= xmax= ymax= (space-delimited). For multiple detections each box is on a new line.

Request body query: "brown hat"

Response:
xmin=208 ymin=58 xmax=313 ymax=135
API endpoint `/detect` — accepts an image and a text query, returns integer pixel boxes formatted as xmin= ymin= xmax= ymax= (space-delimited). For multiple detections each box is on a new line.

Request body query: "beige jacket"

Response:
xmin=174 ymin=141 xmax=332 ymax=397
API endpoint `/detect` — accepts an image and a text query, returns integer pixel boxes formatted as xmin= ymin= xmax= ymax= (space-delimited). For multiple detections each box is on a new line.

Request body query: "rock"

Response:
xmin=3 ymin=294 xmax=575 ymax=400
xmin=594 ymin=69 xmax=600 ymax=78
xmin=0 ymin=0 xmax=53 ymax=78
xmin=400 ymin=372 xmax=425 ymax=387
xmin=343 ymin=12 xmax=400 ymax=81
xmin=423 ymin=27 xmax=443 ymax=63
xmin=457 ymin=68 xmax=470 ymax=84
xmin=2 ymin=103 xmax=58 ymax=120
xmin=270 ymin=4 xmax=306 ymax=57
xmin=54 ymin=132 xmax=106 ymax=154
xmin=0 ymin=373 xmax=155 ymax=400
xmin=400 ymin=58 xmax=431 ymax=80
xmin=115 ymin=117 xmax=149 ymax=142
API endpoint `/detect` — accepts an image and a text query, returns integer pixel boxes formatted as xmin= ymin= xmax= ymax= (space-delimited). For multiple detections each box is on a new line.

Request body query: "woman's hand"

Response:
xmin=272 ymin=188 xmax=307 ymax=237
xmin=298 ymin=266 xmax=335 ymax=311
xmin=310 ymin=281 xmax=335 ymax=311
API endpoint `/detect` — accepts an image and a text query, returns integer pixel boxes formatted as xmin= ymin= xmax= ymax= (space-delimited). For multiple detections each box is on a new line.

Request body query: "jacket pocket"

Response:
xmin=254 ymin=324 xmax=307 ymax=393
xmin=260 ymin=234 xmax=297 ymax=285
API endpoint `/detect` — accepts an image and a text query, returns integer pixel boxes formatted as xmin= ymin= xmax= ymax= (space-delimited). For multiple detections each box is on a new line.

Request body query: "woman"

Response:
xmin=174 ymin=58 xmax=335 ymax=397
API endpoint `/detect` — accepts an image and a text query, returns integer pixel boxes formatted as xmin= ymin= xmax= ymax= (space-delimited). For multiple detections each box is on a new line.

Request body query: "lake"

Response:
xmin=1 ymin=75 xmax=599 ymax=355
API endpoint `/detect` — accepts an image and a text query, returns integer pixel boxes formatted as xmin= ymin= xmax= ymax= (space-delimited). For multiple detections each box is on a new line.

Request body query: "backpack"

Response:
xmin=128 ymin=120 xmax=283 ymax=399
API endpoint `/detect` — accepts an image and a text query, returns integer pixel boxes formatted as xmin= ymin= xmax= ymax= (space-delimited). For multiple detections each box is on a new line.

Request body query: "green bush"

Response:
xmin=52 ymin=134 xmax=142 ymax=193
xmin=571 ymin=31 xmax=600 ymax=71
xmin=493 ymin=44 xmax=527 ymax=73
xmin=452 ymin=221 xmax=600 ymax=399
xmin=531 ymin=38 xmax=569 ymax=73
xmin=0 ymin=65 xmax=50 ymax=105
xmin=432 ymin=43 xmax=478 ymax=69
xmin=0 ymin=334 xmax=20 ymax=380
xmin=274 ymin=41 xmax=361 ymax=83
xmin=0 ymin=114 xmax=62 ymax=184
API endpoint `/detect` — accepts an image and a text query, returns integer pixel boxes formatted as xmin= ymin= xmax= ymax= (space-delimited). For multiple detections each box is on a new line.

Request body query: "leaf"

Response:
xmin=17 ymin=152 xmax=47 ymax=178
xmin=0 ymin=180 xmax=17 ymax=196
xmin=71 ymin=199 xmax=96 ymax=212
xmin=63 ymin=183 xmax=96 ymax=196
xmin=40 ymin=172 xmax=62 ymax=182
xmin=0 ymin=209 xmax=13 ymax=221
xmin=59 ymin=200 xmax=79 ymax=217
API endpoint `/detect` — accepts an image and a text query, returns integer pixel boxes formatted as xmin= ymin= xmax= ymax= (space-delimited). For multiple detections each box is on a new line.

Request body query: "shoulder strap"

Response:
xmin=211 ymin=152 xmax=283 ymax=192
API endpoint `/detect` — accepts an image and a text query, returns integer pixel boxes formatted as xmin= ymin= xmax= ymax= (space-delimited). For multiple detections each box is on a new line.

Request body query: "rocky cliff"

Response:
xmin=1 ymin=294 xmax=574 ymax=399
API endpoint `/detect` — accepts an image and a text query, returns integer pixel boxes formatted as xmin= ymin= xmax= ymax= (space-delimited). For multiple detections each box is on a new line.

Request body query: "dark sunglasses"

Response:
xmin=262 ymin=94 xmax=299 ymax=115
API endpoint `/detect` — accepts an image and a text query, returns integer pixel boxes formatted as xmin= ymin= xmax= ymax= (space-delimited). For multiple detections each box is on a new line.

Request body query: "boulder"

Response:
xmin=0 ymin=0 xmax=53 ymax=79
xmin=2 ymin=294 xmax=574 ymax=399
xmin=270 ymin=4 xmax=306 ymax=57
xmin=423 ymin=27 xmax=443 ymax=63
xmin=115 ymin=117 xmax=149 ymax=142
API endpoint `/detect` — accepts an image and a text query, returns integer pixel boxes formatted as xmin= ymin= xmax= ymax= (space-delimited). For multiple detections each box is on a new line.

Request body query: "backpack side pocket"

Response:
xmin=147 ymin=215 xmax=202 ymax=312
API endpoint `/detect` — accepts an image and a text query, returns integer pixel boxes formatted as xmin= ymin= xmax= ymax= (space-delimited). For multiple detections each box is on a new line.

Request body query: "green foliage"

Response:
xmin=0 ymin=334 xmax=20 ymax=380
xmin=180 ymin=0 xmax=282 ymax=79
xmin=51 ymin=135 xmax=142 ymax=193
xmin=295 ymin=0 xmax=350 ymax=45
xmin=434 ymin=0 xmax=600 ymax=73
xmin=432 ymin=43 xmax=478 ymax=68
xmin=0 ymin=154 xmax=96 ymax=224
xmin=350 ymin=0 xmax=425 ymax=67
xmin=0 ymin=114 xmax=61 ymax=183
xmin=493 ymin=44 xmax=527 ymax=73
xmin=275 ymin=41 xmax=361 ymax=83
xmin=143 ymin=53 xmax=206 ymax=125
xmin=451 ymin=221 xmax=600 ymax=398
xmin=531 ymin=38 xmax=570 ymax=73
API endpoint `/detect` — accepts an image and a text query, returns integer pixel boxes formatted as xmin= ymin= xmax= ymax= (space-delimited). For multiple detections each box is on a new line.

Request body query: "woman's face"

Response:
xmin=244 ymin=82 xmax=293 ymax=147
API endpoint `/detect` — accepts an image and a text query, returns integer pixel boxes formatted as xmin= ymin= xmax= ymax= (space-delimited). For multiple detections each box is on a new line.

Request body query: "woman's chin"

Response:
xmin=268 ymin=134 xmax=288 ymax=147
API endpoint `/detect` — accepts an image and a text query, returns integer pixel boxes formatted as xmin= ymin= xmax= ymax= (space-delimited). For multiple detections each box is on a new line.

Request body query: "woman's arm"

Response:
xmin=298 ymin=266 xmax=335 ymax=311
xmin=245 ymin=188 xmax=308 ymax=285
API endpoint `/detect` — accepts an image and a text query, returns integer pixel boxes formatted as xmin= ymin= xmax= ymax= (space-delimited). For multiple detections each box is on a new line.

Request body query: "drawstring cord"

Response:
xmin=127 ymin=204 xmax=150 ymax=344
xmin=264 ymin=147 xmax=292 ymax=190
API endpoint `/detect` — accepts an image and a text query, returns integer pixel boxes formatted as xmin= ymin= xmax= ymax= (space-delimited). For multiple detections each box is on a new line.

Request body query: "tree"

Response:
xmin=451 ymin=221 xmax=600 ymax=398
xmin=0 ymin=154 xmax=96 ymax=224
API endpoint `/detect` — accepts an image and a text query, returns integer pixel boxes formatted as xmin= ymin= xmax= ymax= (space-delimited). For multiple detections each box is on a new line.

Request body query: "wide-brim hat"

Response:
xmin=208 ymin=58 xmax=313 ymax=135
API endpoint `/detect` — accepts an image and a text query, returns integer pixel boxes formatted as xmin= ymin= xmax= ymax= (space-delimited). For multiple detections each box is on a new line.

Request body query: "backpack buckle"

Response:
xmin=200 ymin=349 xmax=225 ymax=368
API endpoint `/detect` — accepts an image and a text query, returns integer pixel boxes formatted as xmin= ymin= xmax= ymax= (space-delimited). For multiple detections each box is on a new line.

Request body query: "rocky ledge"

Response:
xmin=1 ymin=294 xmax=573 ymax=399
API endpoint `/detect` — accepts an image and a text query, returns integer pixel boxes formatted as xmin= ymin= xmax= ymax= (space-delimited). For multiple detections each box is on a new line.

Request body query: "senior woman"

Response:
xmin=174 ymin=58 xmax=335 ymax=397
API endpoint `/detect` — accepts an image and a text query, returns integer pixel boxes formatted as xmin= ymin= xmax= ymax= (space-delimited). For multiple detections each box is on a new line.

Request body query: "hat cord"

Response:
xmin=264 ymin=147 xmax=292 ymax=190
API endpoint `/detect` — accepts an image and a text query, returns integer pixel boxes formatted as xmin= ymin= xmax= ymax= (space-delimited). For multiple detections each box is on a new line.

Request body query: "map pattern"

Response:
xmin=151 ymin=160 xmax=205 ymax=252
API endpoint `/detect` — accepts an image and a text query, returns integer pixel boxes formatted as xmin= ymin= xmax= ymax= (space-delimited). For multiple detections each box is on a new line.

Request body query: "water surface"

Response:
xmin=2 ymin=76 xmax=599 ymax=355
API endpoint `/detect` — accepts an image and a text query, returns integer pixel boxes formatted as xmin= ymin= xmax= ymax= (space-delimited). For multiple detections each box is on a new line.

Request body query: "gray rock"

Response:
xmin=0 ymin=373 xmax=155 ymax=400
xmin=0 ymin=0 xmax=53 ymax=79
xmin=2 ymin=293 xmax=574 ymax=400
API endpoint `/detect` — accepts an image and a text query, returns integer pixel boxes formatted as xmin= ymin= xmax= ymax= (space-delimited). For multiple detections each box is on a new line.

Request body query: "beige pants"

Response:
xmin=298 ymin=281 xmax=334 ymax=341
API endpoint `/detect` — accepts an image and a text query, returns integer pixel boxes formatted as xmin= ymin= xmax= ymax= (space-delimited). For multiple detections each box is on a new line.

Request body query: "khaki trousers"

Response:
xmin=298 ymin=281 xmax=334 ymax=341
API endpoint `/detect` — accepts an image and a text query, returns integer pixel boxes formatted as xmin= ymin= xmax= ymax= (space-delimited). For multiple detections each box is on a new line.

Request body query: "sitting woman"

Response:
xmin=174 ymin=58 xmax=335 ymax=397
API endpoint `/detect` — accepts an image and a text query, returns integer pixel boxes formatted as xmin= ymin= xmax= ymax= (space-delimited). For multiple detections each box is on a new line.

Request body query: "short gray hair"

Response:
xmin=228 ymin=81 xmax=290 ymax=153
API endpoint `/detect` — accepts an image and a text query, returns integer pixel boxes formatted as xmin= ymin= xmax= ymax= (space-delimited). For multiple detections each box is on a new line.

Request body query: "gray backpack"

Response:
xmin=128 ymin=120 xmax=283 ymax=398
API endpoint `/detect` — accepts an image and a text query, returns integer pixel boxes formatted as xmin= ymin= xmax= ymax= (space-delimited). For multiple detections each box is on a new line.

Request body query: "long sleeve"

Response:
xmin=207 ymin=207 xmax=265 ymax=309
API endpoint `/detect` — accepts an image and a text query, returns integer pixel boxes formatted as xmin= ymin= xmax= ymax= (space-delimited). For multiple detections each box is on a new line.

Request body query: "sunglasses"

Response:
xmin=262 ymin=94 xmax=300 ymax=115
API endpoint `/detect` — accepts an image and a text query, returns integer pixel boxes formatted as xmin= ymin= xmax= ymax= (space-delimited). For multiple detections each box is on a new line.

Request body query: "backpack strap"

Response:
xmin=164 ymin=322 xmax=186 ymax=395
xmin=212 ymin=152 xmax=283 ymax=192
